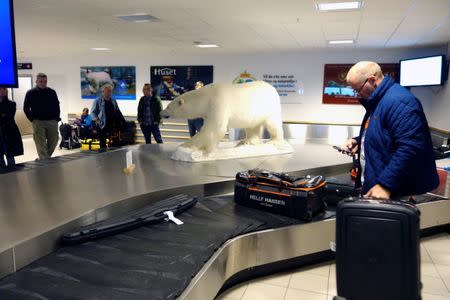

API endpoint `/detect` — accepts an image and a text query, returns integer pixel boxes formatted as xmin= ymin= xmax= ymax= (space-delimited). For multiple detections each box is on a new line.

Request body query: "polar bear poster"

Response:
xmin=160 ymin=81 xmax=292 ymax=161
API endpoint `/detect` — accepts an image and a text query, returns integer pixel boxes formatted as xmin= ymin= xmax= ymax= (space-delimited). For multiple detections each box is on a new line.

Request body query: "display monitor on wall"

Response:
xmin=0 ymin=0 xmax=18 ymax=87
xmin=399 ymin=55 xmax=446 ymax=87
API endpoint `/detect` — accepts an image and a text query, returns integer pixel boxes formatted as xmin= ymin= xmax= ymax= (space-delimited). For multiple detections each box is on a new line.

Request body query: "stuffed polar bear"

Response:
xmin=160 ymin=80 xmax=284 ymax=153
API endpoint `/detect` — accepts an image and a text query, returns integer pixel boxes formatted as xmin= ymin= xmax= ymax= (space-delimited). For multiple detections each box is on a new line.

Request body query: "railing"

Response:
xmin=67 ymin=114 xmax=449 ymax=146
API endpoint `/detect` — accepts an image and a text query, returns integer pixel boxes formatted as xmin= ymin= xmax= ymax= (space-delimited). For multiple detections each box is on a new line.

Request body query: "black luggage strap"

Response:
xmin=245 ymin=169 xmax=326 ymax=189
xmin=62 ymin=194 xmax=197 ymax=245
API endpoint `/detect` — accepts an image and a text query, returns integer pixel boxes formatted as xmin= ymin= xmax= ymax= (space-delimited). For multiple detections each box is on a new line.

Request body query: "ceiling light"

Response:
xmin=91 ymin=47 xmax=111 ymax=51
xmin=117 ymin=14 xmax=158 ymax=23
xmin=328 ymin=40 xmax=354 ymax=44
xmin=316 ymin=1 xmax=362 ymax=11
xmin=194 ymin=44 xmax=219 ymax=48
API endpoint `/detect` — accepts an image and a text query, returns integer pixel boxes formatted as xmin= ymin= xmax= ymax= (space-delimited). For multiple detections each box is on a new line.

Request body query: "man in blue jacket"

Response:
xmin=91 ymin=84 xmax=126 ymax=150
xmin=344 ymin=61 xmax=438 ymax=199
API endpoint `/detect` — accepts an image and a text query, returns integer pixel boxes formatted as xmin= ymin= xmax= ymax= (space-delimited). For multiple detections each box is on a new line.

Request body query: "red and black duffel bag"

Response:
xmin=234 ymin=169 xmax=327 ymax=221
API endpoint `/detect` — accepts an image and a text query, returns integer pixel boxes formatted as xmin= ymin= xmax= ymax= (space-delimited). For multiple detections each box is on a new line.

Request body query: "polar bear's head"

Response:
xmin=160 ymin=88 xmax=207 ymax=119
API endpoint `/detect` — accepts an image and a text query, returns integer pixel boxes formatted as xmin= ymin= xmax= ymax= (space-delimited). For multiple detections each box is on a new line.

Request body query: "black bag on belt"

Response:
xmin=234 ymin=169 xmax=327 ymax=221
xmin=62 ymin=194 xmax=197 ymax=245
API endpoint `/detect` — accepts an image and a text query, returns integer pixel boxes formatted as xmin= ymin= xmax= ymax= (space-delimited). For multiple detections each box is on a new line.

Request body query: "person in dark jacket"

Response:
xmin=23 ymin=73 xmax=61 ymax=159
xmin=0 ymin=88 xmax=24 ymax=168
xmin=187 ymin=81 xmax=204 ymax=137
xmin=344 ymin=61 xmax=438 ymax=199
xmin=91 ymin=84 xmax=126 ymax=150
xmin=137 ymin=83 xmax=163 ymax=144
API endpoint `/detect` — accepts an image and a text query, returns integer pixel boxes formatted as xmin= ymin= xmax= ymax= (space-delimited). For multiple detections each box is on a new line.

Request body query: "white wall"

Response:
xmin=427 ymin=44 xmax=450 ymax=131
xmin=18 ymin=45 xmax=447 ymax=127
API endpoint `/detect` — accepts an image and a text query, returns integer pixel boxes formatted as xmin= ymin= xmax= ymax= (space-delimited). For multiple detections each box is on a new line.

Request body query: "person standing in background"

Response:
xmin=91 ymin=84 xmax=126 ymax=151
xmin=137 ymin=83 xmax=163 ymax=144
xmin=187 ymin=81 xmax=205 ymax=137
xmin=0 ymin=88 xmax=24 ymax=169
xmin=23 ymin=73 xmax=61 ymax=159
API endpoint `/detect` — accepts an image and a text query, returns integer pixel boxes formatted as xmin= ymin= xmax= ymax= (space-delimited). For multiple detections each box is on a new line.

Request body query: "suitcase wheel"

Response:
xmin=303 ymin=209 xmax=313 ymax=221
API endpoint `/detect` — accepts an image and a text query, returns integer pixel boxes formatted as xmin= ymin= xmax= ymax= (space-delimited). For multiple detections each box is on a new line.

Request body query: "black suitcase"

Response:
xmin=234 ymin=169 xmax=327 ymax=221
xmin=325 ymin=176 xmax=360 ymax=206
xmin=59 ymin=123 xmax=72 ymax=140
xmin=111 ymin=121 xmax=136 ymax=146
xmin=60 ymin=137 xmax=81 ymax=150
xmin=336 ymin=198 xmax=421 ymax=300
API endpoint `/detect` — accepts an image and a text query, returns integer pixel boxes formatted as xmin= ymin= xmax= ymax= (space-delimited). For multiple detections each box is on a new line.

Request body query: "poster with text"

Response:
xmin=322 ymin=63 xmax=399 ymax=104
xmin=150 ymin=65 xmax=213 ymax=100
xmin=80 ymin=66 xmax=136 ymax=100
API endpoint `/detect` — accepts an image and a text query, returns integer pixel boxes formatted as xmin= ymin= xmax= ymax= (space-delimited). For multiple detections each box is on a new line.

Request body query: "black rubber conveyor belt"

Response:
xmin=0 ymin=194 xmax=335 ymax=300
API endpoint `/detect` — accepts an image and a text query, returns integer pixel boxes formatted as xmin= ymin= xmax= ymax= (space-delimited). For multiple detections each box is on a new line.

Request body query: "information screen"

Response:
xmin=0 ymin=0 xmax=18 ymax=87
xmin=400 ymin=55 xmax=444 ymax=87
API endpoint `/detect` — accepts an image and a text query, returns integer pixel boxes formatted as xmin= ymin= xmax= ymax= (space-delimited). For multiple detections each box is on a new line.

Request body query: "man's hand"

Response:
xmin=364 ymin=184 xmax=391 ymax=200
xmin=343 ymin=138 xmax=358 ymax=155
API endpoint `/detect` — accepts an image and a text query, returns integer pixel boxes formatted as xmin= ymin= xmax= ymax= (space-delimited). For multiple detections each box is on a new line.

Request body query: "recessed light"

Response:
xmin=195 ymin=44 xmax=219 ymax=48
xmin=328 ymin=40 xmax=354 ymax=44
xmin=316 ymin=1 xmax=362 ymax=11
xmin=91 ymin=47 xmax=111 ymax=51
xmin=117 ymin=13 xmax=158 ymax=23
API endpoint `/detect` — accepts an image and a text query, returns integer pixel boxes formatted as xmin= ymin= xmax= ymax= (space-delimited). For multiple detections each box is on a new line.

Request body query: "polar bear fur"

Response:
xmin=160 ymin=81 xmax=284 ymax=153
xmin=84 ymin=70 xmax=116 ymax=93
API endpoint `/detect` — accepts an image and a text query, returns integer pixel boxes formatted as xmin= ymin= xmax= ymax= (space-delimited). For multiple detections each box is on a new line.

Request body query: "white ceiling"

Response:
xmin=13 ymin=0 xmax=450 ymax=59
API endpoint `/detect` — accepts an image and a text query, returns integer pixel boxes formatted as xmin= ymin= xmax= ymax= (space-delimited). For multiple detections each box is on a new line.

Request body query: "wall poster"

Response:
xmin=150 ymin=65 xmax=213 ymax=100
xmin=232 ymin=70 xmax=258 ymax=84
xmin=322 ymin=63 xmax=399 ymax=104
xmin=262 ymin=73 xmax=300 ymax=100
xmin=80 ymin=66 xmax=136 ymax=100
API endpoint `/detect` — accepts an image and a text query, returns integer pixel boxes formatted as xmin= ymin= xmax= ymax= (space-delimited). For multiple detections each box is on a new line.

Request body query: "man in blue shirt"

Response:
xmin=344 ymin=61 xmax=438 ymax=199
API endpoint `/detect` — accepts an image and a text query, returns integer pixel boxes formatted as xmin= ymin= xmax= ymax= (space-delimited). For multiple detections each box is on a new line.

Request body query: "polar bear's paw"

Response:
xmin=180 ymin=141 xmax=194 ymax=149
xmin=267 ymin=139 xmax=292 ymax=150
xmin=236 ymin=138 xmax=262 ymax=147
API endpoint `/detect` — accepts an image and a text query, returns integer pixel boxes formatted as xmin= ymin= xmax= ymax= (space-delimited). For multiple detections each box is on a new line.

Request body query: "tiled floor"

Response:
xmin=217 ymin=233 xmax=450 ymax=300
xmin=14 ymin=135 xmax=82 ymax=164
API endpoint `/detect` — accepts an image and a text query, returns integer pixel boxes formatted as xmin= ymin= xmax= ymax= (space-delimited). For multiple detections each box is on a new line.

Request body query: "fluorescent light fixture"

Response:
xmin=328 ymin=40 xmax=354 ymax=44
xmin=195 ymin=44 xmax=219 ymax=48
xmin=91 ymin=47 xmax=111 ymax=51
xmin=117 ymin=13 xmax=158 ymax=23
xmin=316 ymin=1 xmax=361 ymax=11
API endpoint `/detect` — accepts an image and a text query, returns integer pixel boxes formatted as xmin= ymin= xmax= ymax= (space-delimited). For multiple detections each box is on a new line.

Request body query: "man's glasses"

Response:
xmin=355 ymin=77 xmax=369 ymax=95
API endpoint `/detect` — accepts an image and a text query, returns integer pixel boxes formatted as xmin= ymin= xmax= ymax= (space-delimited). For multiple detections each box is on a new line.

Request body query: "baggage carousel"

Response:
xmin=0 ymin=142 xmax=449 ymax=299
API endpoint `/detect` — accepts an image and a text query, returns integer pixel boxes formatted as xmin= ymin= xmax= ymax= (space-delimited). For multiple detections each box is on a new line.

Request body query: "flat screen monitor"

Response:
xmin=399 ymin=55 xmax=445 ymax=87
xmin=0 ymin=0 xmax=18 ymax=87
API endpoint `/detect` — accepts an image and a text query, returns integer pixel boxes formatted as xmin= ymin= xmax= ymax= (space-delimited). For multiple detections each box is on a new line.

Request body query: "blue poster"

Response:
xmin=150 ymin=66 xmax=213 ymax=100
xmin=0 ymin=0 xmax=18 ymax=87
xmin=80 ymin=66 xmax=136 ymax=100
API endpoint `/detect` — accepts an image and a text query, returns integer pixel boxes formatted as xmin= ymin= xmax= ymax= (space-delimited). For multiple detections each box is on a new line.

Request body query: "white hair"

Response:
xmin=101 ymin=83 xmax=113 ymax=91
xmin=346 ymin=61 xmax=383 ymax=84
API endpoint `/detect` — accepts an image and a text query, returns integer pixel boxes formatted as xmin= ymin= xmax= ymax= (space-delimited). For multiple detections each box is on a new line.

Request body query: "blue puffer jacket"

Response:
xmin=355 ymin=76 xmax=439 ymax=197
